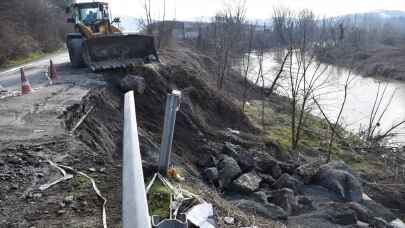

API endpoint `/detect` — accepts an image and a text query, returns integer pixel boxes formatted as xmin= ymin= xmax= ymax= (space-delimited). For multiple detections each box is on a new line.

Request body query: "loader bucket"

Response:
xmin=83 ymin=34 xmax=159 ymax=71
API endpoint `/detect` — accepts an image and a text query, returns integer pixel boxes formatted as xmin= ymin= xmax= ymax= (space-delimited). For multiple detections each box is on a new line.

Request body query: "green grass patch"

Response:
xmin=244 ymin=100 xmax=349 ymax=156
xmin=5 ymin=51 xmax=45 ymax=67
xmin=147 ymin=181 xmax=171 ymax=218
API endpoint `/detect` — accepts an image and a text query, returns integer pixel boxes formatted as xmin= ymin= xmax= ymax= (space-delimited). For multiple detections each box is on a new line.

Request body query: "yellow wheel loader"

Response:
xmin=65 ymin=1 xmax=159 ymax=71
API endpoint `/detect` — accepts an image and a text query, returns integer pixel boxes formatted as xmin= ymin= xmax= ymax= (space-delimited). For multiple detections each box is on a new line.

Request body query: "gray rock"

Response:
xmin=295 ymin=159 xmax=324 ymax=184
xmin=253 ymin=152 xmax=282 ymax=178
xmin=330 ymin=207 xmax=358 ymax=225
xmin=64 ymin=195 xmax=74 ymax=204
xmin=252 ymin=191 xmax=268 ymax=203
xmin=204 ymin=167 xmax=219 ymax=183
xmin=258 ymin=173 xmax=276 ymax=186
xmin=371 ymin=217 xmax=391 ymax=228
xmin=120 ymin=75 xmax=146 ymax=94
xmin=57 ymin=210 xmax=66 ymax=215
xmin=271 ymin=163 xmax=283 ymax=179
xmin=361 ymin=199 xmax=396 ymax=223
xmin=316 ymin=161 xmax=363 ymax=202
xmin=273 ymin=173 xmax=303 ymax=193
xmin=295 ymin=196 xmax=314 ymax=214
xmin=347 ymin=202 xmax=371 ymax=223
xmin=324 ymin=202 xmax=358 ymax=225
xmin=222 ymin=142 xmax=239 ymax=158
xmin=233 ymin=199 xmax=287 ymax=220
xmin=218 ymin=155 xmax=242 ymax=188
xmin=268 ymin=188 xmax=298 ymax=215
xmin=233 ymin=172 xmax=262 ymax=193
xmin=222 ymin=142 xmax=254 ymax=171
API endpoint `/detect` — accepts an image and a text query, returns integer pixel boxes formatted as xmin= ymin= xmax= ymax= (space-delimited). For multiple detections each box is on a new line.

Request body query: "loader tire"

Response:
xmin=67 ymin=38 xmax=85 ymax=68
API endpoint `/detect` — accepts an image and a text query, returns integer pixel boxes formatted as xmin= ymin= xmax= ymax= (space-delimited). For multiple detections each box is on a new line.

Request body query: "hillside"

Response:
xmin=0 ymin=0 xmax=69 ymax=67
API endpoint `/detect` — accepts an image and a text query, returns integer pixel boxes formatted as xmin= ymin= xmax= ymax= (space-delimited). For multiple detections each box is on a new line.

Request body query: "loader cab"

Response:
xmin=71 ymin=2 xmax=111 ymax=26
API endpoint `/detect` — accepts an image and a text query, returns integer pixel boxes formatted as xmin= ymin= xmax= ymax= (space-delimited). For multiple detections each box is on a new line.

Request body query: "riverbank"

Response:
xmin=318 ymin=45 xmax=405 ymax=81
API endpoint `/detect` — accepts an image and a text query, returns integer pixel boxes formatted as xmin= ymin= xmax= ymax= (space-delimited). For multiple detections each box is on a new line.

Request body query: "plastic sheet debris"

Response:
xmin=40 ymin=160 xmax=108 ymax=228
xmin=390 ymin=218 xmax=405 ymax=228
xmin=186 ymin=203 xmax=216 ymax=228
xmin=226 ymin=128 xmax=240 ymax=135
xmin=39 ymin=160 xmax=73 ymax=191
xmin=59 ymin=164 xmax=108 ymax=228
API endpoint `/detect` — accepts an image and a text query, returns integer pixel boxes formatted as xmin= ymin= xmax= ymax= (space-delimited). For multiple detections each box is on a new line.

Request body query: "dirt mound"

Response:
xmin=0 ymin=87 xmax=123 ymax=227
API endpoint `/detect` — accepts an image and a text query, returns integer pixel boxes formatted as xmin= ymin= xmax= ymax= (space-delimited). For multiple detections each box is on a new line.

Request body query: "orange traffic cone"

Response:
xmin=49 ymin=60 xmax=58 ymax=82
xmin=20 ymin=67 xmax=32 ymax=95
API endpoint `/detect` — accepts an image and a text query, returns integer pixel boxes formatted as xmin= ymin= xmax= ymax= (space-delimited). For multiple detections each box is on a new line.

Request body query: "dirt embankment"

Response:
xmin=0 ymin=46 xmax=265 ymax=227
xmin=319 ymin=45 xmax=405 ymax=81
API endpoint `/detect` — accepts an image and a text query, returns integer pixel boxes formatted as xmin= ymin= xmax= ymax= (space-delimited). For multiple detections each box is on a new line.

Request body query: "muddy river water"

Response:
xmin=248 ymin=52 xmax=405 ymax=145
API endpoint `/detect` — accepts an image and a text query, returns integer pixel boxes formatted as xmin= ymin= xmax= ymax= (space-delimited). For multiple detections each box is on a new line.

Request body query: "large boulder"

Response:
xmin=268 ymin=188 xmax=298 ymax=215
xmin=253 ymin=151 xmax=282 ymax=178
xmin=273 ymin=173 xmax=304 ymax=193
xmin=233 ymin=199 xmax=287 ymax=220
xmin=316 ymin=161 xmax=363 ymax=202
xmin=232 ymin=172 xmax=262 ymax=193
xmin=258 ymin=173 xmax=276 ymax=187
xmin=288 ymin=202 xmax=358 ymax=227
xmin=295 ymin=159 xmax=324 ymax=184
xmin=204 ymin=167 xmax=219 ymax=183
xmin=253 ymin=151 xmax=298 ymax=178
xmin=217 ymin=155 xmax=242 ymax=188
xmin=119 ymin=74 xmax=146 ymax=94
xmin=222 ymin=142 xmax=254 ymax=171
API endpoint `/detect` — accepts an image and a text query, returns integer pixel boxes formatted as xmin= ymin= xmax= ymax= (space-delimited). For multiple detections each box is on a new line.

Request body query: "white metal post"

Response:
xmin=123 ymin=91 xmax=151 ymax=228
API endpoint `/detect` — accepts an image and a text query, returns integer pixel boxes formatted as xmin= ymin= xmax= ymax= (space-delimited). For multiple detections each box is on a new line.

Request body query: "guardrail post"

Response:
xmin=123 ymin=91 xmax=151 ymax=228
xmin=158 ymin=90 xmax=182 ymax=175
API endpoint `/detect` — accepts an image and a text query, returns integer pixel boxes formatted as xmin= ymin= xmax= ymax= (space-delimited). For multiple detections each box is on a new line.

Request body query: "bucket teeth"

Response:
xmin=89 ymin=59 xmax=145 ymax=71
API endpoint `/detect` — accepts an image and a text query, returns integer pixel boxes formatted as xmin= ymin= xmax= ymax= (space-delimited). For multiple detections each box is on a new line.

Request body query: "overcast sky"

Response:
xmin=105 ymin=0 xmax=405 ymax=20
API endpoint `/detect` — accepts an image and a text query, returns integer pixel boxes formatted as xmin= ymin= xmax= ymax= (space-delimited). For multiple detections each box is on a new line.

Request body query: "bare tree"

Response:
xmin=241 ymin=23 xmax=255 ymax=112
xmin=362 ymin=83 xmax=405 ymax=144
xmin=272 ymin=8 xmax=330 ymax=150
xmin=214 ymin=0 xmax=247 ymax=89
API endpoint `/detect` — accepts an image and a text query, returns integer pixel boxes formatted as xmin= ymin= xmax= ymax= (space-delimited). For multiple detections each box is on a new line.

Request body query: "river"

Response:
xmin=247 ymin=51 xmax=405 ymax=146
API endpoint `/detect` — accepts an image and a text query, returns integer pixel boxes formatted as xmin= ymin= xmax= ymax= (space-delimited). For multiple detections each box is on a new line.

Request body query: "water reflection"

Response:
xmin=247 ymin=51 xmax=405 ymax=145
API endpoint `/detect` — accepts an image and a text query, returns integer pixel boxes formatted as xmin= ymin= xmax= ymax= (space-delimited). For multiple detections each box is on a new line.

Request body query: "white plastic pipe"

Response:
xmin=123 ymin=91 xmax=151 ymax=228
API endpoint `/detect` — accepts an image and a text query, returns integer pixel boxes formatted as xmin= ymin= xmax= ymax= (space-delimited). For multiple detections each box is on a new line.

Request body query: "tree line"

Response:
xmin=0 ymin=0 xmax=69 ymax=66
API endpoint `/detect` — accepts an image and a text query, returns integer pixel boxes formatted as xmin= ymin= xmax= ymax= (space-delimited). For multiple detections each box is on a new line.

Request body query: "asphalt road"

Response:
xmin=0 ymin=51 xmax=70 ymax=90
xmin=0 ymin=51 xmax=105 ymax=146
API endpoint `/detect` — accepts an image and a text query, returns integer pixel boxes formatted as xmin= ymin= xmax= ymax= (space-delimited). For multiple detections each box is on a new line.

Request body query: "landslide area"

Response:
xmin=2 ymin=45 xmax=404 ymax=228
xmin=0 ymin=46 xmax=266 ymax=227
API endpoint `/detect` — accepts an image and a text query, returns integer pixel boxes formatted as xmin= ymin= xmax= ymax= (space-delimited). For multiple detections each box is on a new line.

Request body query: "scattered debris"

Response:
xmin=226 ymin=128 xmax=240 ymax=135
xmin=39 ymin=160 xmax=73 ymax=191
xmin=186 ymin=203 xmax=216 ymax=228
xmin=88 ymin=167 xmax=96 ymax=172
xmin=390 ymin=218 xmax=405 ymax=228
xmin=223 ymin=216 xmax=235 ymax=225
xmin=70 ymin=106 xmax=95 ymax=134
xmin=63 ymin=195 xmax=74 ymax=204
xmin=59 ymin=164 xmax=108 ymax=228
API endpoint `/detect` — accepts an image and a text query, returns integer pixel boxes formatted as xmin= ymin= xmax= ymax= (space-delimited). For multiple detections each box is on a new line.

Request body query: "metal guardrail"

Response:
xmin=158 ymin=91 xmax=182 ymax=174
xmin=122 ymin=91 xmax=151 ymax=228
